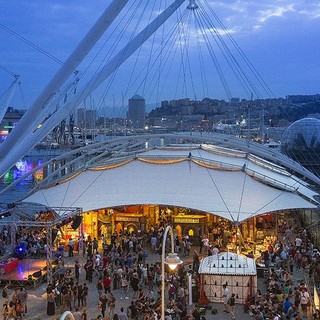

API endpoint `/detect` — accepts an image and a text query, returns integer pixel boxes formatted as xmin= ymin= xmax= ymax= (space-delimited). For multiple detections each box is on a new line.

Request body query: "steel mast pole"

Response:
xmin=161 ymin=226 xmax=182 ymax=320
xmin=0 ymin=75 xmax=20 ymax=124
xmin=0 ymin=0 xmax=187 ymax=177
xmin=161 ymin=226 xmax=175 ymax=320
xmin=46 ymin=224 xmax=53 ymax=284
xmin=0 ymin=0 xmax=129 ymax=163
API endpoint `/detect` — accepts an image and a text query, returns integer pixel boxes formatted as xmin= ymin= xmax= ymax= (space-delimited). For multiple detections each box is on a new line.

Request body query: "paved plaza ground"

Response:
xmin=0 ymin=245 xmax=311 ymax=320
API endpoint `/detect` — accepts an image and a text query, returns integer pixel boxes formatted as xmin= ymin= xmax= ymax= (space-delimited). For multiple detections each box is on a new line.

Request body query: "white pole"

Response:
xmin=0 ymin=0 xmax=129 ymax=159
xmin=0 ymin=0 xmax=187 ymax=178
xmin=162 ymin=226 xmax=175 ymax=320
xmin=188 ymin=273 xmax=193 ymax=306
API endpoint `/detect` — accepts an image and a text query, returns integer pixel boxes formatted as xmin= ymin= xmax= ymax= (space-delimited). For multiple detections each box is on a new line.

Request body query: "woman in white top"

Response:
xmin=300 ymin=288 xmax=310 ymax=318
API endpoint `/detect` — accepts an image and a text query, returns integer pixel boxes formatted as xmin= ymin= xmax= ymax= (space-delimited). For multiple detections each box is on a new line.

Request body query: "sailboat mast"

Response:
xmin=0 ymin=75 xmax=20 ymax=124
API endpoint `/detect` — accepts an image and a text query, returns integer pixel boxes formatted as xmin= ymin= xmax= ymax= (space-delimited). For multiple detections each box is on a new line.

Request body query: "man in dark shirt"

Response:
xmin=127 ymin=301 xmax=138 ymax=319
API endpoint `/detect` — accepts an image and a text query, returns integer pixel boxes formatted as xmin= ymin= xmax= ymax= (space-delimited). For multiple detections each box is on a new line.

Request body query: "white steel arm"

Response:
xmin=0 ymin=0 xmax=186 ymax=178
xmin=0 ymin=0 xmax=129 ymax=161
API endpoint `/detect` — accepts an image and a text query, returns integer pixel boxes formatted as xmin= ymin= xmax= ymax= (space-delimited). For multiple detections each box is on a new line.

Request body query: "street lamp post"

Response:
xmin=161 ymin=225 xmax=183 ymax=320
xmin=60 ymin=311 xmax=75 ymax=320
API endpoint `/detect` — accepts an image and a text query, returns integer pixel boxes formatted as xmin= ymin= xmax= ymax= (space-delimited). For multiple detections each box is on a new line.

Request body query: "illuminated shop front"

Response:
xmin=81 ymin=206 xmax=149 ymax=241
xmin=80 ymin=205 xmax=207 ymax=240
xmin=77 ymin=204 xmax=296 ymax=252
xmin=15 ymin=203 xmax=308 ymax=258
xmin=173 ymin=215 xmax=207 ymax=244
xmin=80 ymin=205 xmax=211 ymax=241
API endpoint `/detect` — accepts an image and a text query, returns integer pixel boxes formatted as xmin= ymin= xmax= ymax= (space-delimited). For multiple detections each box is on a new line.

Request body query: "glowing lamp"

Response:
xmin=164 ymin=253 xmax=183 ymax=270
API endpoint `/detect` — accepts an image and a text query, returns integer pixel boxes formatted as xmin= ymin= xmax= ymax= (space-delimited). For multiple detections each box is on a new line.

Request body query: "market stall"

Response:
xmin=198 ymin=252 xmax=257 ymax=304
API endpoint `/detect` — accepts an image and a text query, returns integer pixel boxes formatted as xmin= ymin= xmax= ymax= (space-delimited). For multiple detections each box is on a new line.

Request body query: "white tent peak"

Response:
xmin=198 ymin=252 xmax=256 ymax=275
xmin=22 ymin=140 xmax=318 ymax=222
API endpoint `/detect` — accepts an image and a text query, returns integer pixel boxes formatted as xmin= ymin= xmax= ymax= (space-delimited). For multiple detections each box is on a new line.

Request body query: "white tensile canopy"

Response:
xmin=198 ymin=252 xmax=257 ymax=304
xmin=23 ymin=146 xmax=318 ymax=223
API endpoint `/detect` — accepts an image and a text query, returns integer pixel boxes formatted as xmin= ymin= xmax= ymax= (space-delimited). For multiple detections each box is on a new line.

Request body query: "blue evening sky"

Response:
xmin=0 ymin=0 xmax=319 ymax=115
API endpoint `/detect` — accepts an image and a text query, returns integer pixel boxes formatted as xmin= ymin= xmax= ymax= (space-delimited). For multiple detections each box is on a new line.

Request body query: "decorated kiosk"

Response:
xmin=198 ymin=252 xmax=257 ymax=304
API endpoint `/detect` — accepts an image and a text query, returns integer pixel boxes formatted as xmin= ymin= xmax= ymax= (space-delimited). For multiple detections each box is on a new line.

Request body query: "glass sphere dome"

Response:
xmin=281 ymin=118 xmax=320 ymax=166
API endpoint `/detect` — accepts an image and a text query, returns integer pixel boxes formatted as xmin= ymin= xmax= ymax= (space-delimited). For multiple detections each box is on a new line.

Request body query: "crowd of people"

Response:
xmin=246 ymin=221 xmax=319 ymax=320
xmin=41 ymin=224 xmax=200 ymax=320
xmin=2 ymin=287 xmax=28 ymax=319
xmin=1 ymin=215 xmax=320 ymax=320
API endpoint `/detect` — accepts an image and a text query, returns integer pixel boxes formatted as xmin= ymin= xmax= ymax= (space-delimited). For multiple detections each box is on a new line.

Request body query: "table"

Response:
xmin=0 ymin=258 xmax=18 ymax=274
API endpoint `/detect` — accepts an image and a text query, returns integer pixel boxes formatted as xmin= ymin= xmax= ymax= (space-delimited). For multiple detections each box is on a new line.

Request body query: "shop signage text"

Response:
xmin=174 ymin=218 xmax=199 ymax=224
xmin=115 ymin=216 xmax=140 ymax=222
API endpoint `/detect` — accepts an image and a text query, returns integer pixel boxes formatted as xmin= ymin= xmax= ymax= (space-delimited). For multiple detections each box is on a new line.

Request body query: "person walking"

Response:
xmin=87 ymin=241 xmax=93 ymax=259
xmin=72 ymin=283 xmax=79 ymax=309
xmin=82 ymin=283 xmax=88 ymax=307
xmin=127 ymin=300 xmax=138 ymax=320
xmin=2 ymin=285 xmax=9 ymax=308
xmin=99 ymin=293 xmax=108 ymax=318
xmin=118 ymin=307 xmax=128 ymax=320
xmin=300 ymin=288 xmax=310 ymax=319
xmin=103 ymin=275 xmax=112 ymax=294
xmin=120 ymin=274 xmax=129 ymax=300
xmin=192 ymin=250 xmax=200 ymax=271
xmin=199 ymin=235 xmax=203 ymax=253
xmin=130 ymin=273 xmax=140 ymax=299
xmin=46 ymin=290 xmax=55 ymax=316
xmin=185 ymin=238 xmax=192 ymax=257
xmin=75 ymin=260 xmax=80 ymax=282
xmin=93 ymin=237 xmax=99 ymax=254
xmin=293 ymin=287 xmax=301 ymax=308
xmin=15 ymin=298 xmax=24 ymax=319
xmin=97 ymin=278 xmax=103 ymax=298
xmin=17 ymin=287 xmax=28 ymax=316
xmin=151 ymin=235 xmax=157 ymax=252
xmin=177 ymin=285 xmax=186 ymax=308
xmin=77 ymin=284 xmax=84 ymax=308
xmin=107 ymin=292 xmax=116 ymax=318
xmin=227 ymin=293 xmax=236 ymax=319
xmin=282 ymin=297 xmax=293 ymax=319
xmin=68 ymin=237 xmax=74 ymax=257
xmin=168 ymin=283 xmax=175 ymax=300
xmin=84 ymin=259 xmax=94 ymax=283
xmin=222 ymin=284 xmax=230 ymax=313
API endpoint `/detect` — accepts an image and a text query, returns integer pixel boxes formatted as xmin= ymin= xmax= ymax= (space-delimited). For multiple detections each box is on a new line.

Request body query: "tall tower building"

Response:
xmin=77 ymin=108 xmax=97 ymax=129
xmin=77 ymin=108 xmax=86 ymax=129
xmin=127 ymin=94 xmax=145 ymax=129
xmin=85 ymin=109 xmax=97 ymax=129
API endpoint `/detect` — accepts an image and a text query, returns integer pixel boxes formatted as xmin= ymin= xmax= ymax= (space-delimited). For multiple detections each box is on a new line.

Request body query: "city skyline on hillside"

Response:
xmin=5 ymin=92 xmax=320 ymax=123
xmin=0 ymin=1 xmax=319 ymax=119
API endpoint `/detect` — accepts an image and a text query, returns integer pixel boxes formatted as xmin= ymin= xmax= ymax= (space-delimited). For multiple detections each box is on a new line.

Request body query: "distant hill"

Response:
xmin=102 ymin=102 xmax=158 ymax=118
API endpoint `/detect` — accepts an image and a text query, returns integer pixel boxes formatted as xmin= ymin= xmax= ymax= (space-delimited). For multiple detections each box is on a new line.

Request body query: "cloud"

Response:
xmin=257 ymin=4 xmax=295 ymax=23
xmin=1 ymin=0 xmax=319 ymax=105
xmin=203 ymin=0 xmax=320 ymax=34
